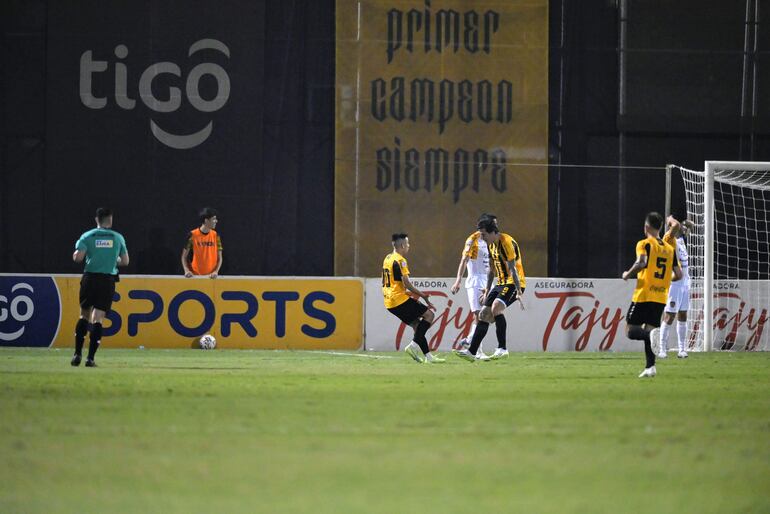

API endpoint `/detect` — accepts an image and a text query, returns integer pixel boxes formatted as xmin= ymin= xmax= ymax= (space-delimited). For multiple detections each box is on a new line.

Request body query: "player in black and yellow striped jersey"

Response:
xmin=455 ymin=217 xmax=525 ymax=362
xmin=450 ymin=212 xmax=496 ymax=359
xmin=622 ymin=212 xmax=682 ymax=377
xmin=382 ymin=233 xmax=444 ymax=363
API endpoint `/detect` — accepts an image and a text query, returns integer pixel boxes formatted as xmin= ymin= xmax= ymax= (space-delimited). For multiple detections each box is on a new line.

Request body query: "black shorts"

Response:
xmin=485 ymin=285 xmax=524 ymax=308
xmin=388 ymin=298 xmax=428 ymax=325
xmin=79 ymin=272 xmax=117 ymax=312
xmin=626 ymin=302 xmax=665 ymax=327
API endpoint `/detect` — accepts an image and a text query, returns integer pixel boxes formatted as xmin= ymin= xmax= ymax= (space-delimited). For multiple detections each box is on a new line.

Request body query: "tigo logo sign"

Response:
xmin=79 ymin=39 xmax=231 ymax=149
xmin=0 ymin=277 xmax=61 ymax=347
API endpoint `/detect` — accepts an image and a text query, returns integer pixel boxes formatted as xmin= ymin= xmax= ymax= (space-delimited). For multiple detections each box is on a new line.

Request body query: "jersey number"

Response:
xmin=653 ymin=257 xmax=667 ymax=279
xmin=382 ymin=268 xmax=392 ymax=288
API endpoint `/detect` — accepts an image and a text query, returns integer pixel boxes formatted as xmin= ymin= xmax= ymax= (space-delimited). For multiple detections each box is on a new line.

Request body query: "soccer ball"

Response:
xmin=199 ymin=334 xmax=217 ymax=350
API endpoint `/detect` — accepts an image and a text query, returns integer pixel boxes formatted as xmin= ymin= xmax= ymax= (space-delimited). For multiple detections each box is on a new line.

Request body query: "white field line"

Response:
xmin=294 ymin=350 xmax=397 ymax=359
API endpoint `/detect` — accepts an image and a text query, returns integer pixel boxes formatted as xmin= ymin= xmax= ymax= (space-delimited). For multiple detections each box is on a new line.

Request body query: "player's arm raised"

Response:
xmin=664 ymin=215 xmax=681 ymax=244
xmin=403 ymin=275 xmax=435 ymax=310
xmin=671 ymin=246 xmax=683 ymax=282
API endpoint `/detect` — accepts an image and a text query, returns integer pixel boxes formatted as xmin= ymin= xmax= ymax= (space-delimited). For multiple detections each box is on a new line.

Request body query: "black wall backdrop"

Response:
xmin=2 ymin=0 xmax=769 ymax=277
xmin=2 ymin=0 xmax=334 ymax=276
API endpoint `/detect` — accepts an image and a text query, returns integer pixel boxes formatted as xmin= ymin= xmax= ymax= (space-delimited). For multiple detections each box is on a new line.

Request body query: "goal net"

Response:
xmin=673 ymin=161 xmax=770 ymax=351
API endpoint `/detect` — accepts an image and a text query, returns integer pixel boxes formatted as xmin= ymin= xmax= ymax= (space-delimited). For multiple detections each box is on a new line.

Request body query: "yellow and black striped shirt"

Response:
xmin=489 ymin=233 xmax=526 ymax=288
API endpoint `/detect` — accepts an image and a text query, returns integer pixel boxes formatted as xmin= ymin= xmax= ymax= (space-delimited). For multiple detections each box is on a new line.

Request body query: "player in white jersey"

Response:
xmin=659 ymin=216 xmax=695 ymax=359
xmin=450 ymin=214 xmax=497 ymax=360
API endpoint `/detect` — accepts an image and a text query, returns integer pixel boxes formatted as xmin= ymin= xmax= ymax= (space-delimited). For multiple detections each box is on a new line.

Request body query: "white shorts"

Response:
xmin=466 ymin=285 xmax=485 ymax=312
xmin=665 ymin=279 xmax=690 ymax=313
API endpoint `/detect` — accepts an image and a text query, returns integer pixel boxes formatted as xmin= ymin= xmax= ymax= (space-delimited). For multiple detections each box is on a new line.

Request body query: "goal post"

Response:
xmin=704 ymin=161 xmax=714 ymax=352
xmin=669 ymin=161 xmax=770 ymax=352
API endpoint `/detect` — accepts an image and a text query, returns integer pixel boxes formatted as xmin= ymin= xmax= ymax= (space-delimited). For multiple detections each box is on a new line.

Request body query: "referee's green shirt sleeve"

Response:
xmin=118 ymin=234 xmax=128 ymax=256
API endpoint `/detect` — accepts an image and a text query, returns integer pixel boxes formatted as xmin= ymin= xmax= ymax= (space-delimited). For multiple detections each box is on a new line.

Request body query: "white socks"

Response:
xmin=659 ymin=320 xmax=687 ymax=353
xmin=660 ymin=323 xmax=671 ymax=353
xmin=677 ymin=321 xmax=687 ymax=351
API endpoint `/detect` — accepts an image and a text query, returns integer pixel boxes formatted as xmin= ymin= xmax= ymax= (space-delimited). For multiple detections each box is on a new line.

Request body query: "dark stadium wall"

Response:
xmin=548 ymin=0 xmax=770 ymax=277
xmin=1 ymin=0 xmax=334 ymax=276
xmin=3 ymin=0 xmax=769 ymax=278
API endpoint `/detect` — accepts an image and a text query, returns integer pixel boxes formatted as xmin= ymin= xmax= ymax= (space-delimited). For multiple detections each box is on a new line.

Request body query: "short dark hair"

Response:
xmin=478 ymin=212 xmax=497 ymax=223
xmin=95 ymin=208 xmax=112 ymax=223
xmin=391 ymin=233 xmax=408 ymax=243
xmin=645 ymin=212 xmax=663 ymax=231
xmin=477 ymin=218 xmax=499 ymax=233
xmin=199 ymin=207 xmax=218 ymax=224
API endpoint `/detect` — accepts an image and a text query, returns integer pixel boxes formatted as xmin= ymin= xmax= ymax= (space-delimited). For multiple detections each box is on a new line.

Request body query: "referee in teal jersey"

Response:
xmin=71 ymin=208 xmax=129 ymax=367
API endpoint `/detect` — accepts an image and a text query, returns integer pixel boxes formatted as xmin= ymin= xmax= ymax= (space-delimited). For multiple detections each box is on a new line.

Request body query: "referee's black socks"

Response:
xmin=468 ymin=321 xmax=490 ymax=355
xmin=74 ymin=318 xmax=89 ymax=356
xmin=628 ymin=325 xmax=655 ymax=368
xmin=87 ymin=322 xmax=103 ymax=361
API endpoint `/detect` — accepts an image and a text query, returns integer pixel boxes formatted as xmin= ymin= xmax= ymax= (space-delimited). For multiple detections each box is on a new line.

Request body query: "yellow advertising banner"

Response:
xmin=336 ymin=0 xmax=549 ymax=277
xmin=0 ymin=275 xmax=363 ymax=350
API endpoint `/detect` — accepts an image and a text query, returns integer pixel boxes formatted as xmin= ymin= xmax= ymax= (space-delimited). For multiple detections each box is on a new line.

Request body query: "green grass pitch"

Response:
xmin=1 ymin=348 xmax=768 ymax=513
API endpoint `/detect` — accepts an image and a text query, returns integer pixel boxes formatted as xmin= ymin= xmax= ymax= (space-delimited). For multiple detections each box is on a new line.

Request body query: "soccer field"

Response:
xmin=1 ymin=349 xmax=768 ymax=514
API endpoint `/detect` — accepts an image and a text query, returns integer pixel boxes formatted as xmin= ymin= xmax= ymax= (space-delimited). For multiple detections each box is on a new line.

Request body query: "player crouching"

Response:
xmin=382 ymin=233 xmax=445 ymax=363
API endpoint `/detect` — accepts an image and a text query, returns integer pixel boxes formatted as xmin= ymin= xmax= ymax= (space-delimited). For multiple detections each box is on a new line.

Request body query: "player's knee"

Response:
xmin=480 ymin=307 xmax=493 ymax=323
xmin=677 ymin=312 xmax=687 ymax=322
xmin=422 ymin=309 xmax=435 ymax=324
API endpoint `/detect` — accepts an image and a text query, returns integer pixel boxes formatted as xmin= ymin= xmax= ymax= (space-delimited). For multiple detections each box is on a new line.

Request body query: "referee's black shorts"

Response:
xmin=79 ymin=272 xmax=117 ymax=312
xmin=625 ymin=301 xmax=665 ymax=328
xmin=485 ymin=285 xmax=524 ymax=308
xmin=387 ymin=298 xmax=428 ymax=325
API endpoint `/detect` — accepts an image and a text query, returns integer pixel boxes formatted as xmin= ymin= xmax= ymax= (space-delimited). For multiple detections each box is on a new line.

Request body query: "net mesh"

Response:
xmin=676 ymin=163 xmax=770 ymax=351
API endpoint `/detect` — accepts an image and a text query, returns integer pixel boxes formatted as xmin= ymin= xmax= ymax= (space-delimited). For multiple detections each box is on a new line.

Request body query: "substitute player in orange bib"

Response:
xmin=622 ymin=212 xmax=682 ymax=378
xmin=181 ymin=207 xmax=223 ymax=278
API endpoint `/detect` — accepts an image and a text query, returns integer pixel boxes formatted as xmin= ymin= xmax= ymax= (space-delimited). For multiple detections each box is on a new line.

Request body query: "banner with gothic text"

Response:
xmin=336 ymin=0 xmax=548 ymax=276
